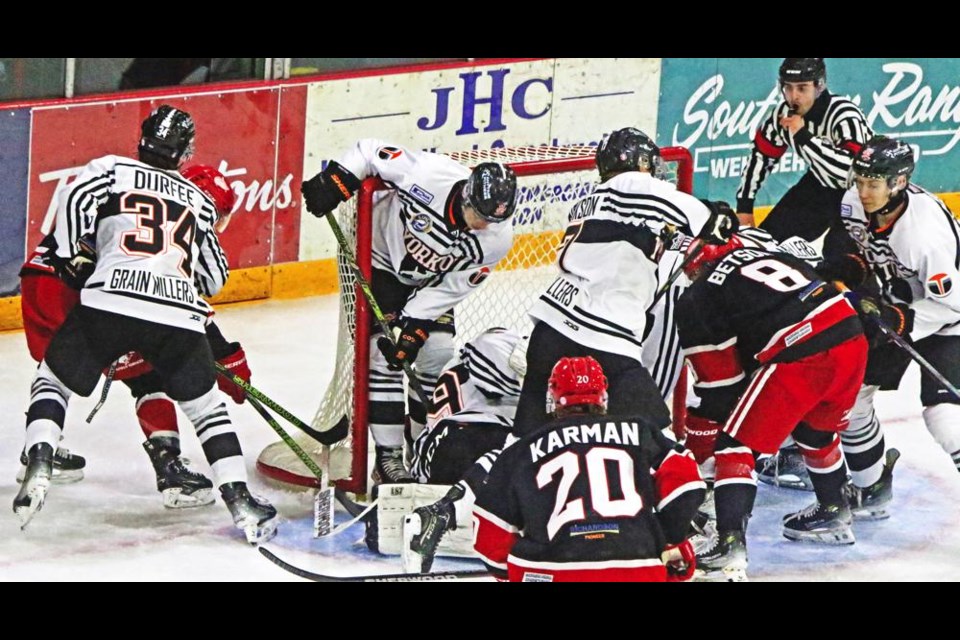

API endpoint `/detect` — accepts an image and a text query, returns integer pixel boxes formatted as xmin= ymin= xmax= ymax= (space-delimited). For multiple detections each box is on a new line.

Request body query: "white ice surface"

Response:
xmin=1 ymin=295 xmax=959 ymax=582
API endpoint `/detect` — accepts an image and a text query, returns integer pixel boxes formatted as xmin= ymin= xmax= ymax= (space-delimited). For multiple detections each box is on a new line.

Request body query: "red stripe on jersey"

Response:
xmin=715 ymin=450 xmax=756 ymax=481
xmin=508 ymin=562 xmax=666 ymax=583
xmin=755 ymin=130 xmax=788 ymax=159
xmin=797 ymin=435 xmax=841 ymax=472
xmin=686 ymin=341 xmax=743 ymax=386
xmin=653 ymin=449 xmax=705 ymax=507
xmin=474 ymin=513 xmax=517 ymax=569
xmin=757 ymin=295 xmax=856 ymax=364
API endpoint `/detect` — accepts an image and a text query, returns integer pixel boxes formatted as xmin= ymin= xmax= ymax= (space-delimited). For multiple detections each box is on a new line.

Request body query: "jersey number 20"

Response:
xmin=536 ymin=447 xmax=643 ymax=540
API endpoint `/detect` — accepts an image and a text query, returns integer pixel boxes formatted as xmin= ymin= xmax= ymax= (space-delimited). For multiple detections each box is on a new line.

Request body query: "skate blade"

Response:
xmin=162 ymin=487 xmax=215 ymax=509
xmin=757 ymin=475 xmax=813 ymax=491
xmin=242 ymin=518 xmax=278 ymax=545
xmin=14 ymin=478 xmax=51 ymax=530
xmin=782 ymin=527 xmax=855 ymax=545
xmin=694 ymin=567 xmax=748 ymax=582
xmin=17 ymin=466 xmax=83 ymax=485
xmin=851 ymin=508 xmax=890 ymax=521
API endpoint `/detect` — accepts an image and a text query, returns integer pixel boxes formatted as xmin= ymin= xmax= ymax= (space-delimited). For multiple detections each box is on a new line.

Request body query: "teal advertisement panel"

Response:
xmin=658 ymin=58 xmax=960 ymax=203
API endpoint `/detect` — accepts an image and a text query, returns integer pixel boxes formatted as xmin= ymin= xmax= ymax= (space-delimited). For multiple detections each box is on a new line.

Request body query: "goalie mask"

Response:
xmin=181 ymin=164 xmax=237 ymax=232
xmin=848 ymin=136 xmax=915 ymax=216
xmin=546 ymin=356 xmax=608 ymax=416
xmin=139 ymin=105 xmax=196 ymax=170
xmin=462 ymin=162 xmax=519 ymax=223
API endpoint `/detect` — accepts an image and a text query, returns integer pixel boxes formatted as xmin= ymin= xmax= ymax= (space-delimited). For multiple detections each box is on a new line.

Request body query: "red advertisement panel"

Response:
xmin=29 ymin=89 xmax=305 ymax=269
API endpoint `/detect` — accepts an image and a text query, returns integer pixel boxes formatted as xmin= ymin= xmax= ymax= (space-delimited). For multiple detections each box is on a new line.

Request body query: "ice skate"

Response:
xmin=221 ymin=481 xmax=278 ymax=545
xmin=143 ymin=437 xmax=215 ymax=508
xmin=13 ymin=443 xmax=54 ymax=530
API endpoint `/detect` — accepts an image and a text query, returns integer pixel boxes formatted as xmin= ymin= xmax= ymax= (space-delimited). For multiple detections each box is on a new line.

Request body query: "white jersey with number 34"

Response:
xmin=53 ymin=155 xmax=228 ymax=333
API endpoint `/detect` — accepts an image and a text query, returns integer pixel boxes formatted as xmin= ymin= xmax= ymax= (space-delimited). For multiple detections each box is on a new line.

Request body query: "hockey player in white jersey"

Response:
xmin=300 ymin=140 xmax=518 ymax=483
xmin=513 ymin=127 xmax=734 ymax=436
xmin=826 ymin=135 xmax=958 ymax=516
xmin=13 ymin=105 xmax=278 ymax=544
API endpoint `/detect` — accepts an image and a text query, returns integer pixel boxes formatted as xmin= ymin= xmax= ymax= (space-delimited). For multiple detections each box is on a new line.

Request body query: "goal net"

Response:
xmin=257 ymin=144 xmax=693 ymax=494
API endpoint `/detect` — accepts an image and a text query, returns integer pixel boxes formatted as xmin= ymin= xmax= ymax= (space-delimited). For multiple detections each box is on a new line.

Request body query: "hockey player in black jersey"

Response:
xmin=300 ymin=141 xmax=518 ymax=484
xmin=674 ymin=232 xmax=868 ymax=581
xmin=472 ymin=356 xmax=705 ymax=582
xmin=13 ymin=105 xmax=278 ymax=544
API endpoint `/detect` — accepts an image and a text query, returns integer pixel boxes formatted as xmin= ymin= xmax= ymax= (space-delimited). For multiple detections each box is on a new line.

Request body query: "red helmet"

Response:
xmin=682 ymin=235 xmax=744 ymax=279
xmin=547 ymin=356 xmax=608 ymax=415
xmin=181 ymin=164 xmax=236 ymax=223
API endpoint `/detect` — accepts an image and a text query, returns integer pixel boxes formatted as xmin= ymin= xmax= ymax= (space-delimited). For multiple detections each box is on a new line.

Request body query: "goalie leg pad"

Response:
xmin=369 ymin=483 xmax=476 ymax=558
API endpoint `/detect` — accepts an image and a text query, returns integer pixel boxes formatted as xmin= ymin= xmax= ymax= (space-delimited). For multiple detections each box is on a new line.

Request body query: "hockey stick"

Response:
xmin=319 ymin=497 xmax=379 ymax=539
xmin=873 ymin=320 xmax=960 ymax=402
xmin=85 ymin=361 xmax=117 ymax=423
xmin=258 ymin=547 xmax=490 ymax=582
xmin=323 ymin=212 xmax=432 ymax=409
xmin=246 ymin=395 xmax=325 ymax=480
xmin=245 ymin=393 xmax=342 ymax=536
xmin=215 ymin=363 xmax=347 ymax=445
xmin=651 ymin=238 xmax=705 ymax=307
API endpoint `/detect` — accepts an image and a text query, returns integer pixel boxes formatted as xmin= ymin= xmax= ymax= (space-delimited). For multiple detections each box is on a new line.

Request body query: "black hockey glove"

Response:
xmin=301 ymin=161 xmax=362 ymax=217
xmin=818 ymin=253 xmax=870 ymax=290
xmin=59 ymin=233 xmax=97 ymax=290
xmin=698 ymin=200 xmax=739 ymax=245
xmin=377 ymin=317 xmax=430 ymax=371
xmin=848 ymin=293 xmax=914 ymax=346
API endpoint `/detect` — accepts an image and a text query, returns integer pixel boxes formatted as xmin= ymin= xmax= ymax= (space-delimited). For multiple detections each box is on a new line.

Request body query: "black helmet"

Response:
xmin=462 ymin=162 xmax=518 ymax=223
xmin=139 ymin=105 xmax=196 ymax=169
xmin=850 ymin=135 xmax=915 ymax=187
xmin=595 ymin=127 xmax=662 ymax=182
xmin=779 ymin=58 xmax=826 ymax=88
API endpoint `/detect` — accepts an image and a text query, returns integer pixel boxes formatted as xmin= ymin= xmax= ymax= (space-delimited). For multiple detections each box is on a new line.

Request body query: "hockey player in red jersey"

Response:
xmin=14 ymin=106 xmax=276 ymax=543
xmin=675 ymin=232 xmax=868 ymax=581
xmin=472 ymin=356 xmax=705 ymax=582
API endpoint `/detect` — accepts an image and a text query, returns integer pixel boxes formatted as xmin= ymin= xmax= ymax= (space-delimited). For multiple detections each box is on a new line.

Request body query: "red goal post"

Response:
xmin=256 ymin=144 xmax=693 ymax=494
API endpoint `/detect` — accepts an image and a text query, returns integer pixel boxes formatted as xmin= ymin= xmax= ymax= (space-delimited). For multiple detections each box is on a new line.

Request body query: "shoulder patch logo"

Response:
xmin=411 ymin=213 xmax=432 ymax=233
xmin=410 ymin=184 xmax=434 ymax=205
xmin=377 ymin=146 xmax=403 ymax=161
xmin=927 ymin=272 xmax=953 ymax=297
xmin=841 ymin=203 xmax=853 ymax=218
xmin=468 ymin=267 xmax=491 ymax=287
